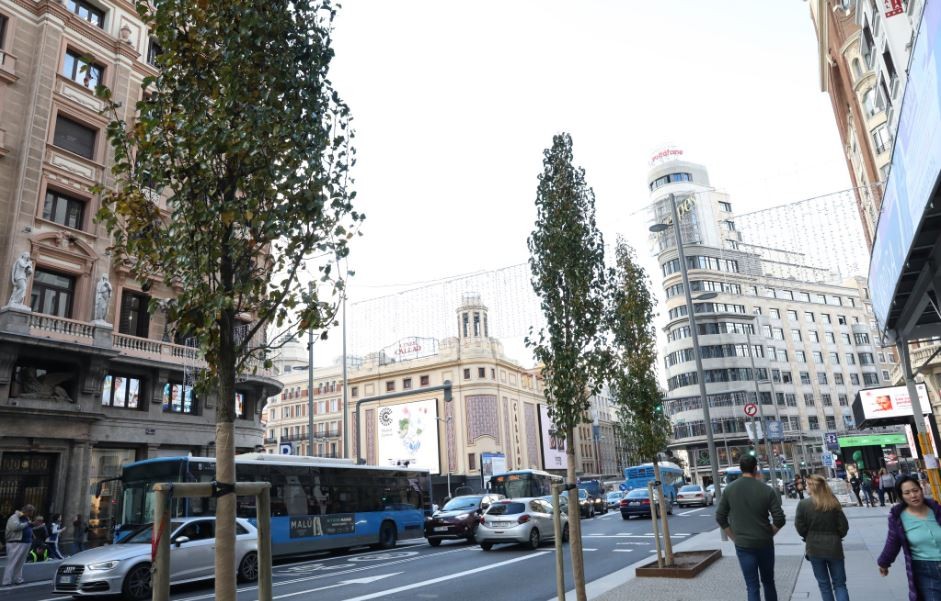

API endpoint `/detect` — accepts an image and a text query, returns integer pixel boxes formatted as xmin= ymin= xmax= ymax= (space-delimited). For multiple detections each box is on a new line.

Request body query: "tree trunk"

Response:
xmin=215 ymin=310 xmax=237 ymax=601
xmin=652 ymin=460 xmax=674 ymax=566
xmin=566 ymin=428 xmax=587 ymax=601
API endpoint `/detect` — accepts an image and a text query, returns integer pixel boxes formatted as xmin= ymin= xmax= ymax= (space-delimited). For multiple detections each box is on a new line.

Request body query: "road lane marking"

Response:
xmin=272 ymin=572 xmax=401 ymax=600
xmin=678 ymin=509 xmax=701 ymax=516
xmin=617 ymin=542 xmax=650 ymax=546
xmin=339 ymin=551 xmax=551 ymax=601
xmin=613 ymin=549 xmax=633 ymax=552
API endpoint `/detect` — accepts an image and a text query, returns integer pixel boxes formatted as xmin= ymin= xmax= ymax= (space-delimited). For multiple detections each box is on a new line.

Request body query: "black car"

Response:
xmin=424 ymin=494 xmax=504 ymax=546
xmin=619 ymin=488 xmax=673 ymax=520
xmin=577 ymin=487 xmax=607 ymax=518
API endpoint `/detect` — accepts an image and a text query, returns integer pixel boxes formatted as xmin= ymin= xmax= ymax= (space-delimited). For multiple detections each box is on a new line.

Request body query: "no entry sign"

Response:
xmin=744 ymin=403 xmax=758 ymax=417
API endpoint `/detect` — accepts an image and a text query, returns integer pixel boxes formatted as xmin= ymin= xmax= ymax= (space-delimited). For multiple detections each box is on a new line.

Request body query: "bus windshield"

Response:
xmin=489 ymin=471 xmax=560 ymax=498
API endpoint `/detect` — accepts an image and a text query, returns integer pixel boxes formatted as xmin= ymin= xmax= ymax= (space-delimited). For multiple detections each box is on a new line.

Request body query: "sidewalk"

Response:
xmin=585 ymin=498 xmax=906 ymax=601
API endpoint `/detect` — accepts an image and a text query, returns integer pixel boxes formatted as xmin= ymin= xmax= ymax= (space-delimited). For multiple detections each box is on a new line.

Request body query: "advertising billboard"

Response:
xmin=481 ymin=453 xmax=507 ymax=488
xmin=858 ymin=382 xmax=930 ymax=420
xmin=539 ymin=404 xmax=567 ymax=470
xmin=377 ymin=399 xmax=440 ymax=474
xmin=869 ymin=1 xmax=941 ymax=328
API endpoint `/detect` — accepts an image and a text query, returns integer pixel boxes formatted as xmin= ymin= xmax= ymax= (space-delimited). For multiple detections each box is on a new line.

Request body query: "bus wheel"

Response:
xmin=237 ymin=551 xmax=259 ymax=583
xmin=374 ymin=521 xmax=397 ymax=550
xmin=121 ymin=563 xmax=152 ymax=601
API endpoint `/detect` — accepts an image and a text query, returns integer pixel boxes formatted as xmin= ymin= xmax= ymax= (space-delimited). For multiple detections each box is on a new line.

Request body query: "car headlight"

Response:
xmin=87 ymin=560 xmax=121 ymax=572
xmin=454 ymin=513 xmax=470 ymax=520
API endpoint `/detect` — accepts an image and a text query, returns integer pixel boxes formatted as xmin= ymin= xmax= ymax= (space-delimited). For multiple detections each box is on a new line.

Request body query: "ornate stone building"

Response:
xmin=0 ymin=0 xmax=279 ymax=546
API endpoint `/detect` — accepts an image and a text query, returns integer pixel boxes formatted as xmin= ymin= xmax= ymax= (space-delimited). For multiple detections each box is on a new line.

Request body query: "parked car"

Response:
xmin=706 ymin=484 xmax=715 ymax=496
xmin=619 ymin=488 xmax=673 ymax=520
xmin=476 ymin=498 xmax=568 ymax=551
xmin=52 ymin=517 xmax=257 ymax=600
xmin=676 ymin=484 xmax=713 ymax=507
xmin=424 ymin=493 xmax=504 ymax=546
xmin=605 ymin=491 xmax=624 ymax=510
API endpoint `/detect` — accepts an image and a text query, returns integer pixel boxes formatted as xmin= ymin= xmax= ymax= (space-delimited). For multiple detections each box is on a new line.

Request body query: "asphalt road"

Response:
xmin=7 ymin=504 xmax=719 ymax=601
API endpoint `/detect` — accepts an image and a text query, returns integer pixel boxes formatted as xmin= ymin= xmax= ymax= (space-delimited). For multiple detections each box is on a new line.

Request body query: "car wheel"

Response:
xmin=621 ymin=514 xmax=630 ymax=520
xmin=373 ymin=521 xmax=397 ymax=550
xmin=562 ymin=523 xmax=570 ymax=543
xmin=237 ymin=551 xmax=259 ymax=583
xmin=121 ymin=563 xmax=152 ymax=601
xmin=480 ymin=543 xmax=493 ymax=551
xmin=589 ymin=506 xmax=595 ymax=518
xmin=528 ymin=528 xmax=540 ymax=550
xmin=428 ymin=538 xmax=442 ymax=547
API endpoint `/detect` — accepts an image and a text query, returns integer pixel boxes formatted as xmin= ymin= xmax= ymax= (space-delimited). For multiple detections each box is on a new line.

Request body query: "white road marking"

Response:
xmin=617 ymin=542 xmax=650 ymax=546
xmin=678 ymin=509 xmax=701 ymax=516
xmin=613 ymin=549 xmax=633 ymax=553
xmin=340 ymin=552 xmax=551 ymax=601
xmin=272 ymin=573 xmax=401 ymax=600
xmin=582 ymin=548 xmax=598 ymax=551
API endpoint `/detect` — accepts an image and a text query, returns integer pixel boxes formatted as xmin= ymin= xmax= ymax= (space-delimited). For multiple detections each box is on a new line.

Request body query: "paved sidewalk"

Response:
xmin=582 ymin=498 xmax=907 ymax=601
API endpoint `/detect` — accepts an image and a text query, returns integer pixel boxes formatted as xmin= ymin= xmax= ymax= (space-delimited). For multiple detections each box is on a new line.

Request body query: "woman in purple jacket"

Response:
xmin=877 ymin=475 xmax=941 ymax=601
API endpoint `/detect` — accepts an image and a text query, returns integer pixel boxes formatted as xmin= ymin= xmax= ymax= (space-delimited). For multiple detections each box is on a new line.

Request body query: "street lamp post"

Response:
xmin=437 ymin=415 xmax=453 ymax=498
xmin=650 ymin=193 xmax=723 ymax=500
xmin=745 ymin=326 xmax=778 ymax=495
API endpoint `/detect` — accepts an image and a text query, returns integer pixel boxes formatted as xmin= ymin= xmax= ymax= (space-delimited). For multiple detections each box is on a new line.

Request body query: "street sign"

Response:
xmin=744 ymin=403 xmax=758 ymax=417
xmin=766 ymin=420 xmax=783 ymax=441
xmin=279 ymin=442 xmax=293 ymax=455
xmin=822 ymin=453 xmax=834 ymax=468
xmin=823 ymin=432 xmax=840 ymax=452
xmin=745 ymin=421 xmax=764 ymax=442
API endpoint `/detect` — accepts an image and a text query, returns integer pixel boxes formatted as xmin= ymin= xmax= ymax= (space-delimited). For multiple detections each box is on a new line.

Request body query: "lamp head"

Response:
xmin=649 ymin=223 xmax=669 ymax=233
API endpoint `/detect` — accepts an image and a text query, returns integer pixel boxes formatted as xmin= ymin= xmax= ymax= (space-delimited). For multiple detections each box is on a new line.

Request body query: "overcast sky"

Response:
xmin=312 ymin=1 xmax=855 ymax=363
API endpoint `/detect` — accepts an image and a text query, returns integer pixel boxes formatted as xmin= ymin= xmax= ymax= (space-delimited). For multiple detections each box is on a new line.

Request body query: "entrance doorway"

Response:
xmin=0 ymin=453 xmax=57 ymax=527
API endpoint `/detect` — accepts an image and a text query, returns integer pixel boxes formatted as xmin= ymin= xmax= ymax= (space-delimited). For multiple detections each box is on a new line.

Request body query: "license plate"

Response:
xmin=58 ymin=576 xmax=74 ymax=585
xmin=434 ymin=526 xmax=449 ymax=532
xmin=629 ymin=502 xmax=640 ymax=506
xmin=489 ymin=521 xmax=511 ymax=528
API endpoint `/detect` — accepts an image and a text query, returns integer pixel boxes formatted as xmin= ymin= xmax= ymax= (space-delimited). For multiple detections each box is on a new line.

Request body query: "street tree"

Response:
xmin=608 ymin=236 xmax=674 ymax=565
xmin=526 ymin=133 xmax=609 ymax=601
xmin=94 ymin=2 xmax=360 ymax=599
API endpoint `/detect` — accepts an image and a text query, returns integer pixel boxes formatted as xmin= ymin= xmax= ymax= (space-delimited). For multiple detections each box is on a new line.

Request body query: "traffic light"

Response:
xmin=749 ymin=449 xmax=756 ymax=457
xmin=654 ymin=402 xmax=663 ymax=415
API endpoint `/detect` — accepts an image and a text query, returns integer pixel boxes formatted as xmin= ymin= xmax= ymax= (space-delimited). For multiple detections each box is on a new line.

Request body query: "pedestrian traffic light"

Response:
xmin=749 ymin=449 xmax=756 ymax=457
xmin=654 ymin=402 xmax=663 ymax=415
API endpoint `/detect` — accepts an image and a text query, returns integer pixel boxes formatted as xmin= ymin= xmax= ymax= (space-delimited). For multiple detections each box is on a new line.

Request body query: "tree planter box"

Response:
xmin=635 ymin=549 xmax=722 ymax=579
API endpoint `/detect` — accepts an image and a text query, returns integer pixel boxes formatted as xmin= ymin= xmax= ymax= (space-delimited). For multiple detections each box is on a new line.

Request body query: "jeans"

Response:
xmin=809 ymin=557 xmax=850 ymax=601
xmin=877 ymin=488 xmax=886 ymax=506
xmin=735 ymin=544 xmax=777 ymax=601
xmin=1 ymin=542 xmax=30 ymax=585
xmin=913 ymin=560 xmax=941 ymax=601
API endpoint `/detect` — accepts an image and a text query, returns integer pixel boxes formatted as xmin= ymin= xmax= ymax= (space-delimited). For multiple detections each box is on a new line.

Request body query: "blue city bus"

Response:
xmin=623 ymin=462 xmax=685 ymax=502
xmin=488 ymin=469 xmax=563 ymax=497
xmin=108 ymin=453 xmax=432 ymax=556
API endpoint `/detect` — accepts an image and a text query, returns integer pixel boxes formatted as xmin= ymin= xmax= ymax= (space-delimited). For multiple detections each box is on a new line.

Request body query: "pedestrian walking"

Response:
xmin=878 ymin=475 xmax=941 ymax=600
xmin=795 ymin=475 xmax=806 ymax=500
xmin=877 ymin=468 xmax=889 ymax=506
xmin=2 ymin=504 xmax=35 ymax=586
xmin=796 ymin=475 xmax=850 ymax=601
xmin=880 ymin=469 xmax=898 ymax=505
xmin=71 ymin=514 xmax=87 ymax=555
xmin=716 ymin=455 xmax=787 ymax=601
xmin=46 ymin=514 xmax=64 ymax=560
xmin=28 ymin=516 xmax=48 ymax=562
xmin=861 ymin=471 xmax=876 ymax=507
xmin=849 ymin=473 xmax=863 ymax=507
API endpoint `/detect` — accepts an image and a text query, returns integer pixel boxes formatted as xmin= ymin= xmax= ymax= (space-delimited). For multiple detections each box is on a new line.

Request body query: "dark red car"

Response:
xmin=424 ymin=494 xmax=504 ymax=546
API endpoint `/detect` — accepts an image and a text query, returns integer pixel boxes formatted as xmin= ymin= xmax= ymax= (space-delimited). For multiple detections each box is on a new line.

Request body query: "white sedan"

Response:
xmin=676 ymin=484 xmax=713 ymax=507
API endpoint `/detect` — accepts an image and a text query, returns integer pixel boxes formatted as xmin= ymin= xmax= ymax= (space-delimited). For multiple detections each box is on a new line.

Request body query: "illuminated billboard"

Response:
xmin=539 ymin=404 xmax=567 ymax=470
xmin=857 ymin=383 xmax=930 ymax=421
xmin=376 ymin=399 xmax=440 ymax=474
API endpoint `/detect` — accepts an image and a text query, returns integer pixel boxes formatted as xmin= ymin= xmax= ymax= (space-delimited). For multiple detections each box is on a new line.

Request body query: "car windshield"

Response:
xmin=486 ymin=502 xmax=526 ymax=516
xmin=540 ymin=495 xmax=566 ymax=506
xmin=680 ymin=485 xmax=701 ymax=492
xmin=119 ymin=521 xmax=184 ymax=544
xmin=626 ymin=490 xmax=649 ymax=499
xmin=441 ymin=496 xmax=483 ymax=511
xmin=577 ymin=489 xmax=588 ymax=499
xmin=606 ymin=492 xmax=622 ymax=499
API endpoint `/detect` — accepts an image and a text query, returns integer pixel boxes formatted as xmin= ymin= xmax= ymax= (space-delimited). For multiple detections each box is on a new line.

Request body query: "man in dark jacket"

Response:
xmin=716 ymin=455 xmax=786 ymax=601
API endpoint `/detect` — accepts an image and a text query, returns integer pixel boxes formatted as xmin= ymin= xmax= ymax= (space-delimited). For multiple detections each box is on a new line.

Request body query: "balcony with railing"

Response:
xmin=890 ymin=341 xmax=941 ymax=384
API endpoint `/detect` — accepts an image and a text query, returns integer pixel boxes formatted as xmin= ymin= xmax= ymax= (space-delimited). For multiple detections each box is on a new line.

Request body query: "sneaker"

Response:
xmin=13 ymin=580 xmax=25 ymax=585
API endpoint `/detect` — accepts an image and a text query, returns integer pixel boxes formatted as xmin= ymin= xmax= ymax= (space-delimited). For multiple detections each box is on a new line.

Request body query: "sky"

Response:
xmin=309 ymin=1 xmax=855 ymax=364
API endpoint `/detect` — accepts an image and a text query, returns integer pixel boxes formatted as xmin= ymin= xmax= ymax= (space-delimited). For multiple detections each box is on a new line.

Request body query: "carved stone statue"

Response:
xmin=93 ymin=275 xmax=112 ymax=322
xmin=8 ymin=252 xmax=33 ymax=307
xmin=17 ymin=367 xmax=74 ymax=402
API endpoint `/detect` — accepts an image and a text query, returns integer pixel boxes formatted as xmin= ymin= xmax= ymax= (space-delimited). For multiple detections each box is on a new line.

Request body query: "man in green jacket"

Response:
xmin=715 ymin=455 xmax=786 ymax=601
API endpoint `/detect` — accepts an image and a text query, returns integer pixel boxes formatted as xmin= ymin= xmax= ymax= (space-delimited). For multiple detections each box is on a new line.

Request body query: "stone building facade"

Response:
xmin=0 ymin=0 xmax=280 ymax=546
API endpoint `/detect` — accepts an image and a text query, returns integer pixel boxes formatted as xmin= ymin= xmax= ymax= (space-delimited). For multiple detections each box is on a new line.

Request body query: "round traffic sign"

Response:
xmin=744 ymin=403 xmax=758 ymax=417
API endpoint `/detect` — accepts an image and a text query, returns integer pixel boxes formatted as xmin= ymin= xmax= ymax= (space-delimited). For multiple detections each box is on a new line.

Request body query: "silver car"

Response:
xmin=676 ymin=484 xmax=713 ymax=507
xmin=53 ymin=517 xmax=258 ymax=600
xmin=476 ymin=497 xmax=568 ymax=551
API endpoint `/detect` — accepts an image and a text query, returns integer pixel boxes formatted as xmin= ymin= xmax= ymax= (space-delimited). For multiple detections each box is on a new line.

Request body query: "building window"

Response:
xmin=834 ymin=373 xmax=844 ymax=385
xmin=467 ymin=453 xmax=477 ymax=471
xmin=845 ymin=353 xmax=856 ymax=365
xmin=804 ymin=311 xmax=815 ymax=323
xmin=808 ymin=416 xmax=819 ymax=430
xmin=839 ymin=394 xmax=849 ymax=407
xmin=841 ymin=333 xmax=851 ymax=344
xmin=817 ymin=373 xmax=828 ymax=385
xmin=863 ymin=372 xmax=879 ymax=385
xmin=805 ymin=394 xmax=815 ymax=407
xmin=62 ymin=49 xmax=104 ymax=89
xmin=66 ymin=0 xmax=104 ymax=27
xmin=812 ymin=351 xmax=824 ymax=363
xmin=162 ymin=382 xmax=196 ymax=414
xmin=402 ymin=378 xmax=412 ymax=390
xmin=385 ymin=381 xmax=395 ymax=392
xmin=768 ymin=308 xmax=779 ymax=318
xmin=42 ymin=189 xmax=86 ymax=230
xmin=419 ymin=375 xmax=429 ymax=387
xmin=101 ymin=374 xmax=141 ymax=408
xmin=791 ymin=329 xmax=802 ymax=342
xmin=809 ymin=331 xmax=820 ymax=343
xmin=146 ymin=37 xmax=163 ymax=67
xmin=800 ymin=372 xmax=811 ymax=385
xmin=822 ymin=394 xmax=832 ymax=407
xmin=787 ymin=310 xmax=798 ymax=320
xmin=858 ymin=353 xmax=874 ymax=365
xmin=119 ymin=291 xmax=150 ymax=337
xmin=478 ymin=367 xmax=485 ymax=378
xmin=30 ymin=268 xmax=75 ymax=317
xmin=719 ymin=201 xmax=732 ymax=212
xmin=821 ymin=313 xmax=831 ymax=324
xmin=53 ymin=115 xmax=96 ymax=160
xmin=882 ymin=370 xmax=891 ymax=381
xmin=463 ymin=368 xmax=471 ymax=380
xmin=850 ymin=373 xmax=861 ymax=386
xmin=854 ymin=333 xmax=871 ymax=345
xmin=796 ymin=351 xmax=807 ymax=363
xmin=826 ymin=416 xmax=836 ymax=431
xmin=825 ymin=332 xmax=835 ymax=344
xmin=0 ymin=14 xmax=8 ymax=53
